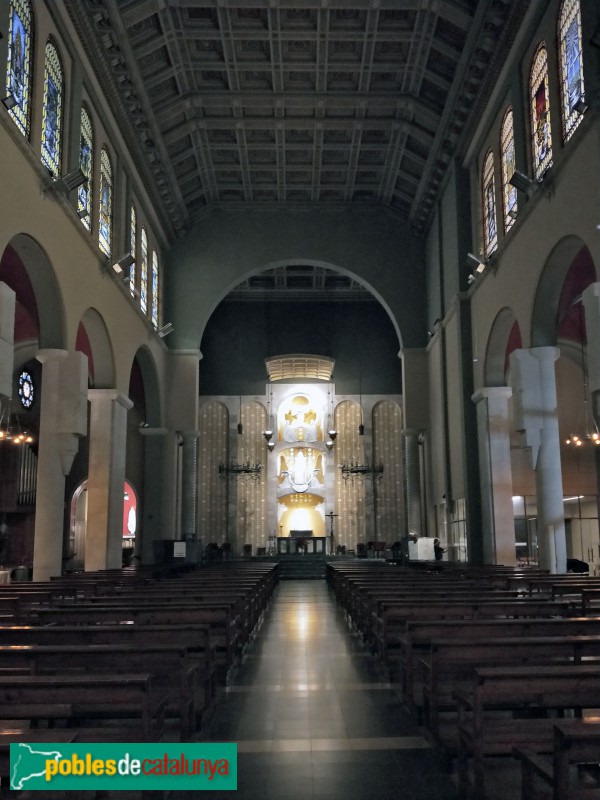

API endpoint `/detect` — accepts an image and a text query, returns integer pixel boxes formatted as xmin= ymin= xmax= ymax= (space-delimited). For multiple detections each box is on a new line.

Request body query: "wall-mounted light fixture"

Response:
xmin=466 ymin=252 xmax=487 ymax=274
xmin=1 ymin=94 xmax=17 ymax=111
xmin=158 ymin=322 xmax=174 ymax=338
xmin=112 ymin=253 xmax=134 ymax=275
xmin=50 ymin=167 xmax=88 ymax=194
xmin=509 ymin=170 xmax=537 ymax=197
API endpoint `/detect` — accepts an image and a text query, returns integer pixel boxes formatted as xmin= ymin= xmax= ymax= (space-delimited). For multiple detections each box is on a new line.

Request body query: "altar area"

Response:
xmin=277 ymin=531 xmax=328 ymax=555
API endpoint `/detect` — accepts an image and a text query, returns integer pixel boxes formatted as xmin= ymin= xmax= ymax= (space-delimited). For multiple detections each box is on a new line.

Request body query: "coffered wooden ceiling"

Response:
xmin=65 ymin=0 xmax=527 ymax=240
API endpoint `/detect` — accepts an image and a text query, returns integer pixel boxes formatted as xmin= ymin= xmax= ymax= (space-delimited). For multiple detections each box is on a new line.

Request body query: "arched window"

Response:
xmin=5 ymin=0 xmax=34 ymax=138
xmin=140 ymin=228 xmax=148 ymax=315
xmin=530 ymin=44 xmax=553 ymax=180
xmin=151 ymin=251 xmax=159 ymax=327
xmin=559 ymin=0 xmax=584 ymax=141
xmin=129 ymin=204 xmax=137 ymax=295
xmin=41 ymin=40 xmax=63 ymax=178
xmin=98 ymin=148 xmax=113 ymax=258
xmin=482 ymin=150 xmax=497 ymax=258
xmin=78 ymin=106 xmax=93 ymax=230
xmin=500 ymin=108 xmax=517 ymax=232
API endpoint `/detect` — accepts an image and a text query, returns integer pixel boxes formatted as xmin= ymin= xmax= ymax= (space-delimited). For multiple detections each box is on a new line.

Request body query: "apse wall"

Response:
xmin=199 ymin=299 xmax=402 ymax=395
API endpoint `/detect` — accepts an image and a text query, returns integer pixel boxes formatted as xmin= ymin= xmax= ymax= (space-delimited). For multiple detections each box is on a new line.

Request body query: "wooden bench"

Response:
xmin=0 ymin=644 xmax=199 ymax=740
xmin=376 ymin=599 xmax=579 ymax=667
xmin=0 ymin=624 xmax=217 ymax=720
xmin=420 ymin=635 xmax=600 ymax=745
xmin=0 ymin=673 xmax=166 ymax=742
xmin=456 ymin=664 xmax=600 ymax=799
xmin=514 ymin=721 xmax=600 ymax=800
xmin=398 ymin=617 xmax=600 ymax=708
xmin=32 ymin=603 xmax=240 ymax=675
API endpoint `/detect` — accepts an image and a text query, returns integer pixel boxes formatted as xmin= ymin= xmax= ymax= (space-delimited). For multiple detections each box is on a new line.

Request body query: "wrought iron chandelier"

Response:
xmin=340 ymin=459 xmax=384 ymax=480
xmin=218 ymin=460 xmax=263 ymax=479
xmin=219 ymin=396 xmax=263 ymax=479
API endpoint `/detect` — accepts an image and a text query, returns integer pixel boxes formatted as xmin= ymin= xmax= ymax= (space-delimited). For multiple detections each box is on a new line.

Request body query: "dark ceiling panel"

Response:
xmin=66 ymin=0 xmax=526 ymax=239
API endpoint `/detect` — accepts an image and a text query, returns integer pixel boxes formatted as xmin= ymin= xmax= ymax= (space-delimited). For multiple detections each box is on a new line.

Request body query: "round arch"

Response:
xmin=484 ymin=307 xmax=522 ymax=387
xmin=77 ymin=308 xmax=115 ymax=388
xmin=165 ymin=208 xmax=425 ymax=354
xmin=206 ymin=259 xmax=403 ymax=354
xmin=531 ymin=237 xmax=596 ymax=347
xmin=131 ymin=345 xmax=161 ymax=426
xmin=1 ymin=234 xmax=65 ymax=350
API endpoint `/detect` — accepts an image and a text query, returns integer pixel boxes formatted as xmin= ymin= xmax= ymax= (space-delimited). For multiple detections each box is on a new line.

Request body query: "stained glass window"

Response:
xmin=500 ymin=108 xmax=517 ymax=232
xmin=482 ymin=150 xmax=497 ymax=258
xmin=140 ymin=228 xmax=148 ymax=315
xmin=530 ymin=44 xmax=553 ymax=180
xmin=559 ymin=0 xmax=584 ymax=141
xmin=129 ymin=205 xmax=137 ymax=296
xmin=41 ymin=40 xmax=63 ymax=178
xmin=151 ymin=251 xmax=159 ymax=327
xmin=98 ymin=148 xmax=113 ymax=258
xmin=78 ymin=107 xmax=93 ymax=230
xmin=5 ymin=0 xmax=33 ymax=138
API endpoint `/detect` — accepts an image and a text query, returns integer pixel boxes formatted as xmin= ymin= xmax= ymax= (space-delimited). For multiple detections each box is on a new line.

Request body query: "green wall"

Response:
xmin=165 ymin=207 xmax=426 ymax=352
xmin=199 ymin=299 xmax=402 ymax=395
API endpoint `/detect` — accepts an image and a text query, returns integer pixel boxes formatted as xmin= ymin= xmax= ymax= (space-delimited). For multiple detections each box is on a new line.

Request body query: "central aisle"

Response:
xmin=200 ymin=580 xmax=459 ymax=800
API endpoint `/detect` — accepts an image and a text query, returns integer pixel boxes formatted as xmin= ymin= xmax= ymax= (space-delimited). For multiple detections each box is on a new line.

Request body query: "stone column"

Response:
xmin=582 ymin=283 xmax=600 ymax=537
xmin=583 ymin=282 xmax=600 ymax=424
xmin=402 ymin=429 xmax=425 ymax=541
xmin=86 ymin=390 xmax=133 ymax=571
xmin=180 ymin=430 xmax=199 ymax=538
xmin=0 ymin=282 xmax=15 ymax=398
xmin=472 ymin=387 xmax=515 ymax=565
xmin=33 ymin=350 xmax=87 ymax=580
xmin=510 ymin=347 xmax=566 ymax=573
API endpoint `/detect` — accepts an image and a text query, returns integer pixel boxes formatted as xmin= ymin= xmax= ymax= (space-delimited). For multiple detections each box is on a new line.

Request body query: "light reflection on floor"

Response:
xmin=196 ymin=581 xmax=461 ymax=800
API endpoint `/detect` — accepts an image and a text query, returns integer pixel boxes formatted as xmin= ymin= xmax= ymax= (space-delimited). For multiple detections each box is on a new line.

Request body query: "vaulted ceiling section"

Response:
xmin=65 ymin=0 xmax=527 ymax=240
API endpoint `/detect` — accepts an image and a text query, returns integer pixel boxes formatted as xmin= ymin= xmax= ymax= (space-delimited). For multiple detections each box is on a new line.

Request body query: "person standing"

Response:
xmin=433 ymin=538 xmax=445 ymax=561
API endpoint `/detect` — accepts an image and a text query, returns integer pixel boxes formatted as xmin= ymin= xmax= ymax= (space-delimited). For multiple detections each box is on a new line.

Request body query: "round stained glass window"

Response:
xmin=18 ymin=371 xmax=34 ymax=409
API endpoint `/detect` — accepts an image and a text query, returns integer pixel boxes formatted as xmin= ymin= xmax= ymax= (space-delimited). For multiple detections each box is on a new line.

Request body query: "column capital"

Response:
xmin=88 ymin=389 xmax=134 ymax=410
xmin=582 ymin=282 xmax=600 ymax=302
xmin=472 ymin=386 xmax=512 ymax=404
xmin=178 ymin=429 xmax=200 ymax=439
xmin=530 ymin=346 xmax=560 ymax=364
xmin=139 ymin=426 xmax=169 ymax=437
xmin=36 ymin=348 xmax=68 ymax=364
xmin=169 ymin=349 xmax=203 ymax=360
xmin=401 ymin=428 xmax=425 ymax=437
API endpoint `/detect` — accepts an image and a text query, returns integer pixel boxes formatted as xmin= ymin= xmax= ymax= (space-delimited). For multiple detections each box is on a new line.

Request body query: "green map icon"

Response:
xmin=11 ymin=743 xmax=63 ymax=790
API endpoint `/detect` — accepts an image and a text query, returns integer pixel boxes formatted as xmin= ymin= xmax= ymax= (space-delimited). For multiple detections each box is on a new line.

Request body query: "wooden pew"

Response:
xmin=514 ymin=721 xmax=600 ymax=800
xmin=32 ymin=603 xmax=240 ymax=675
xmin=0 ymin=673 xmax=166 ymax=742
xmin=396 ymin=617 xmax=600 ymax=707
xmin=455 ymin=664 xmax=600 ymax=799
xmin=420 ymin=635 xmax=600 ymax=745
xmin=0 ymin=644 xmax=199 ymax=740
xmin=377 ymin=601 xmax=584 ymax=681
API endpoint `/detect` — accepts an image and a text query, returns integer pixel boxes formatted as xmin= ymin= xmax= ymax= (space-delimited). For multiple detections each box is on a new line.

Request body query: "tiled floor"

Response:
xmin=197 ymin=581 xmax=461 ymax=800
